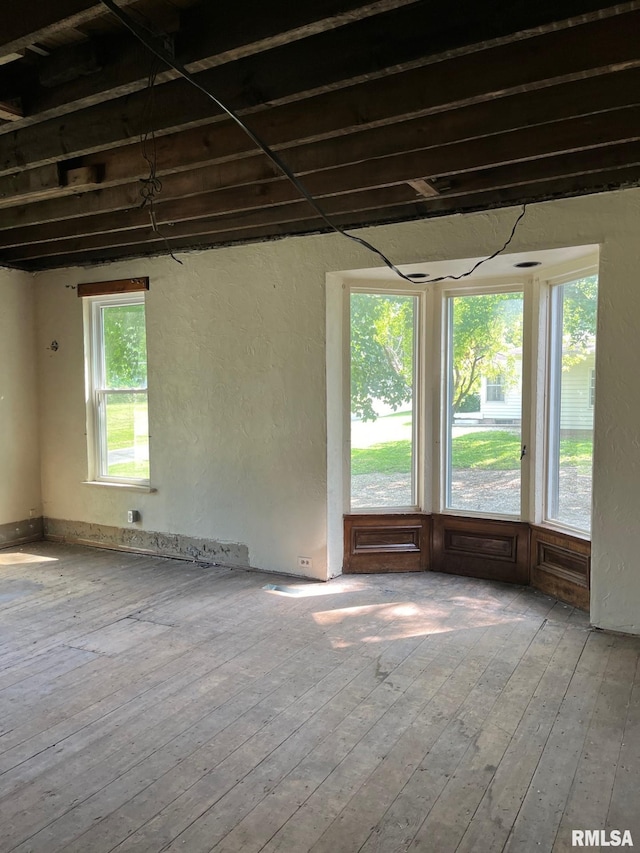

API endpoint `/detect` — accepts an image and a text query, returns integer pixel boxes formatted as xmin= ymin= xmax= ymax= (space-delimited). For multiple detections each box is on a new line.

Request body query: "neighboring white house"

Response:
xmin=480 ymin=368 xmax=522 ymax=423
xmin=461 ymin=349 xmax=596 ymax=433
xmin=557 ymin=353 xmax=595 ymax=433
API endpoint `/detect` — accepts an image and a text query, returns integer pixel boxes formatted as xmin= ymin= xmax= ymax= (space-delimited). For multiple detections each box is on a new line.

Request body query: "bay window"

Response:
xmin=340 ymin=251 xmax=598 ymax=538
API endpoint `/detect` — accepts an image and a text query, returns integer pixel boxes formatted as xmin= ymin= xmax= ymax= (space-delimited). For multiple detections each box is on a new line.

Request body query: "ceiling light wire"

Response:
xmin=99 ymin=0 xmax=528 ymax=282
xmin=139 ymin=56 xmax=183 ymax=264
xmin=423 ymin=203 xmax=527 ymax=283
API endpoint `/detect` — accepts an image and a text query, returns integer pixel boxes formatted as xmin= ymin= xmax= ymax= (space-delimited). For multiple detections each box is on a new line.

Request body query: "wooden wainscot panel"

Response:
xmin=530 ymin=526 xmax=590 ymax=611
xmin=432 ymin=515 xmax=530 ymax=584
xmin=343 ymin=514 xmax=431 ymax=573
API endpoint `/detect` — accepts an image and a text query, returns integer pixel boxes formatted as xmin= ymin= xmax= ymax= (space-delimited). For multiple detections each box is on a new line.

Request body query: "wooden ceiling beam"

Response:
xmin=428 ymin=141 xmax=640 ymax=197
xmin=5 ymin=1 xmax=634 ymax=127
xmin=0 ymin=1 xmax=134 ymax=58
xmin=0 ymin=100 xmax=23 ymax=121
xmin=3 ymin=130 xmax=639 ymax=256
xmin=12 ymin=142 xmax=640 ymax=251
xmin=0 ymin=185 xmax=419 ymax=261
xmin=1 ymin=9 xmax=640 ymax=176
xmin=13 ymin=0 xmax=423 ymax=120
xmin=176 ymin=0 xmax=423 ymax=64
xmin=83 ymin=62 xmax=640 ymax=176
xmin=0 ymin=163 xmax=61 ymax=207
xmin=7 ymin=164 xmax=639 ymax=269
xmin=178 ymin=0 xmax=640 ymax=72
xmin=4 ymin=62 xmax=638 ymax=211
xmin=0 ymin=103 xmax=637 ymax=236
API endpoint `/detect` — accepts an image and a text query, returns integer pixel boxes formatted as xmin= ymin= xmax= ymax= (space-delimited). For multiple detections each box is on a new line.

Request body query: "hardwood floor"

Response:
xmin=0 ymin=542 xmax=638 ymax=853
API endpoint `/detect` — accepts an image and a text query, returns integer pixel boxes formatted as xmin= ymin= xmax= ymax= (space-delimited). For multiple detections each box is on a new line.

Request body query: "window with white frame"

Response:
xmin=445 ymin=289 xmax=523 ymax=516
xmin=350 ymin=291 xmax=418 ymax=509
xmin=339 ymin=254 xmax=598 ymax=536
xmin=85 ymin=292 xmax=150 ymax=484
xmin=485 ymin=374 xmax=505 ymax=402
xmin=545 ymin=275 xmax=597 ymax=532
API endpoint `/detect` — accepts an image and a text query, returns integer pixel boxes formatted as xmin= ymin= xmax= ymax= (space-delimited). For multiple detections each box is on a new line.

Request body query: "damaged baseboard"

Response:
xmin=0 ymin=516 xmax=44 ymax=548
xmin=43 ymin=517 xmax=249 ymax=567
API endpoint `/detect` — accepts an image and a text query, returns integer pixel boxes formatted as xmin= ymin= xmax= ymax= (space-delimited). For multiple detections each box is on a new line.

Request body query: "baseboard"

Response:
xmin=0 ymin=517 xmax=44 ymax=548
xmin=43 ymin=517 xmax=250 ymax=568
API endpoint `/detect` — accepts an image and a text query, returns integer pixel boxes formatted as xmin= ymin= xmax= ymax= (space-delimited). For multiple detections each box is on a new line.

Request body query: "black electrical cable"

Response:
xmin=139 ymin=57 xmax=184 ymax=264
xmin=99 ymin=0 xmax=527 ymax=283
xmin=423 ymin=203 xmax=527 ymax=283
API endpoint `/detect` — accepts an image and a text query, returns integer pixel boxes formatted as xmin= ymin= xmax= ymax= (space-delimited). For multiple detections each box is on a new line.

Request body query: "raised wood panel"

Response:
xmin=353 ymin=527 xmax=421 ymax=552
xmin=531 ymin=525 xmax=590 ymax=610
xmin=432 ymin=515 xmax=530 ymax=585
xmin=344 ymin=514 xmax=430 ymax=573
xmin=343 ymin=514 xmax=590 ymax=612
xmin=537 ymin=541 xmax=588 ymax=581
xmin=444 ymin=530 xmax=516 ymax=561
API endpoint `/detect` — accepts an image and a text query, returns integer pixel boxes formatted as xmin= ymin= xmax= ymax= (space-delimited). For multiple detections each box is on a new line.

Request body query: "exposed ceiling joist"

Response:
xmin=0 ymin=52 xmax=25 ymax=67
xmin=9 ymin=140 xmax=640 ymax=258
xmin=0 ymin=100 xmax=23 ymax=121
xmin=0 ymin=1 xmax=639 ymax=270
xmin=6 ymin=0 xmax=639 ymax=126
xmin=3 ymin=0 xmax=425 ymax=124
xmin=1 ymin=100 xmax=638 ymax=234
xmin=14 ymin=164 xmax=637 ymax=270
xmin=0 ymin=0 xmax=135 ymax=58
xmin=4 ymin=136 xmax=638 ymax=262
xmin=4 ymin=63 xmax=638 ymax=213
xmin=2 ymin=7 xmax=640 ymax=178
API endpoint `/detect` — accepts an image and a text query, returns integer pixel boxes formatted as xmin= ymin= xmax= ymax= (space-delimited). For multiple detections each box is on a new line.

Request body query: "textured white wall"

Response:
xmin=35 ymin=241 xmax=331 ymax=579
xmin=0 ymin=267 xmax=41 ymax=524
xmin=33 ymin=187 xmax=640 ymax=632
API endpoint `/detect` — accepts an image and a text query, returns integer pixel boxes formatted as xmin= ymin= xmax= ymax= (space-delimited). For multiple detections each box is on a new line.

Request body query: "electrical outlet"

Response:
xmin=127 ymin=510 xmax=140 ymax=523
xmin=297 ymin=556 xmax=312 ymax=570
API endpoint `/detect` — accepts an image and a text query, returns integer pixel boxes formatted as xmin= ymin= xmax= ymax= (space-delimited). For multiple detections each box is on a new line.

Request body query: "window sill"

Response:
xmin=82 ymin=481 xmax=157 ymax=493
xmin=348 ymin=505 xmax=419 ymax=515
xmin=536 ymin=519 xmax=590 ymax=542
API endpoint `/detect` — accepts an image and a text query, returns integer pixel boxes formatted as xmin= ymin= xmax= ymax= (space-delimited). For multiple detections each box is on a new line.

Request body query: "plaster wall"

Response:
xmin=35 ymin=243 xmax=330 ymax=579
xmin=0 ymin=267 xmax=41 ymax=528
xmin=33 ymin=187 xmax=640 ymax=631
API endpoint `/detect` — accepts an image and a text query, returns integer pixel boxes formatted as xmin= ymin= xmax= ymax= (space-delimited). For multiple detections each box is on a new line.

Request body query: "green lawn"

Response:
xmin=105 ymin=397 xmax=149 ymax=479
xmin=108 ymin=459 xmax=150 ymax=478
xmin=352 ymin=430 xmax=593 ymax=475
xmin=106 ymin=396 xmax=147 ymax=450
xmin=452 ymin=431 xmax=522 ymax=470
xmin=352 ymin=440 xmax=410 ymax=475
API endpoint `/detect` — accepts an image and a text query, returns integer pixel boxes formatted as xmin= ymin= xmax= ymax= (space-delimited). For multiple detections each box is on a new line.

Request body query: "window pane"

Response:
xmin=547 ymin=275 xmax=597 ymax=532
xmin=102 ymin=304 xmax=147 ymax=389
xmin=103 ymin=392 xmax=149 ymax=480
xmin=446 ymin=291 xmax=523 ymax=515
xmin=486 ymin=375 xmax=505 ymax=402
xmin=350 ymin=293 xmax=416 ymax=509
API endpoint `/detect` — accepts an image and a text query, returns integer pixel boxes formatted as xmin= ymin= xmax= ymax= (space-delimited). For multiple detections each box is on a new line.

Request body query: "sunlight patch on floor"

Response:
xmin=263 ymin=580 xmax=366 ymax=598
xmin=312 ymin=600 xmax=523 ymax=646
xmin=0 ymin=551 xmax=58 ymax=565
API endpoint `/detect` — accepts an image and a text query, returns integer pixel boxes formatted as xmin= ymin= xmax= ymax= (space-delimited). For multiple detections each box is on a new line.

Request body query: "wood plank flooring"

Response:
xmin=0 ymin=542 xmax=638 ymax=853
